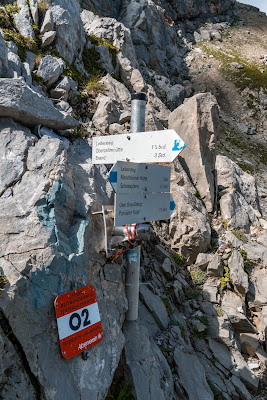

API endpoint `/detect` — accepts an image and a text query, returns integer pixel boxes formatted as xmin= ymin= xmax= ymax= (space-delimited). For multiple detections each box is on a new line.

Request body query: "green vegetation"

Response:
xmin=185 ymin=286 xmax=202 ymax=300
xmin=191 ymin=324 xmax=208 ymax=338
xmin=239 ymin=249 xmax=253 ymax=272
xmin=160 ymin=297 xmax=173 ymax=316
xmin=170 ymin=320 xmax=186 ymax=336
xmin=106 ymin=385 xmax=134 ymax=400
xmin=210 ymin=228 xmax=219 ymax=253
xmin=221 ymin=266 xmax=230 ymax=289
xmin=215 ymin=306 xmax=224 ymax=317
xmin=232 ymin=229 xmax=248 ymax=243
xmin=237 ymin=162 xmax=254 ymax=174
xmin=88 ymin=34 xmax=118 ymax=68
xmin=171 ymin=252 xmax=185 ymax=267
xmin=0 ymin=273 xmax=8 ymax=298
xmin=195 ymin=315 xmax=208 ymax=326
xmin=190 ymin=268 xmax=207 ymax=287
xmin=158 ymin=345 xmax=172 ymax=357
xmin=3 ymin=30 xmax=38 ymax=61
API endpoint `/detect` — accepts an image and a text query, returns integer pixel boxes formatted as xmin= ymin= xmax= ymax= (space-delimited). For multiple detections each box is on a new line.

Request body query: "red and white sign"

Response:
xmin=54 ymin=285 xmax=103 ymax=359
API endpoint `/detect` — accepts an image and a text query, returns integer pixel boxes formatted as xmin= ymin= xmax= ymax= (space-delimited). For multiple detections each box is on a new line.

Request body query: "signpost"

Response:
xmin=92 ymin=129 xmax=186 ymax=164
xmin=109 ymin=161 xmax=171 ymax=194
xmin=92 ymin=92 xmax=186 ymax=322
xmin=54 ymin=285 xmax=103 ymax=359
xmin=109 ymin=161 xmax=175 ymax=226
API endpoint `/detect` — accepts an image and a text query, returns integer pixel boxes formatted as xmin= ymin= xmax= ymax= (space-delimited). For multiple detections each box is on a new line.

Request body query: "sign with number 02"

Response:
xmin=54 ymin=285 xmax=103 ymax=359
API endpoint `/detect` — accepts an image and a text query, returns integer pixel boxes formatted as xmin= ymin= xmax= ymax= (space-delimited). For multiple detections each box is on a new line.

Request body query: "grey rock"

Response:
xmin=216 ymin=155 xmax=261 ymax=213
xmin=0 ymin=78 xmax=79 ymax=129
xmin=228 ymin=250 xmax=249 ymax=296
xmin=248 ymin=266 xmax=267 ymax=306
xmin=37 ymin=55 xmax=65 ymax=88
xmin=92 ymin=95 xmax=120 ymax=134
xmin=231 ymin=348 xmax=259 ymax=391
xmin=239 ymin=333 xmax=259 ymax=356
xmin=7 ymin=40 xmax=18 ymax=54
xmin=50 ymin=76 xmax=71 ymax=101
xmin=207 ymin=254 xmax=224 ymax=277
xmin=25 ymin=51 xmax=35 ymax=72
xmin=21 ymin=61 xmax=32 ymax=86
xmin=139 ymin=285 xmax=170 ymax=330
xmin=238 ymin=122 xmax=249 ymax=134
xmin=166 ymin=183 xmax=211 ymax=263
xmin=154 ymin=244 xmax=171 ymax=264
xmin=194 ymin=31 xmax=203 ymax=42
xmin=224 ymin=231 xmax=244 ymax=248
xmin=203 ymin=278 xmax=220 ymax=303
xmin=41 ymin=31 xmax=56 ymax=48
xmin=108 ymin=123 xmax=125 ymax=135
xmin=169 ymin=93 xmax=219 ymax=212
xmin=243 ymin=242 xmax=267 ymax=267
xmin=7 ymin=50 xmax=21 ymax=78
xmin=220 ymin=189 xmax=260 ymax=233
xmin=208 ymin=338 xmax=233 ymax=370
xmin=50 ymin=0 xmax=86 ymax=64
xmin=222 ymin=291 xmax=256 ymax=332
xmin=0 ymin=118 xmax=36 ymax=196
xmin=0 ymin=133 xmax=124 ymax=399
xmin=174 ymin=346 xmax=214 ymax=400
xmin=138 ymin=301 xmax=160 ymax=338
xmin=200 ymin=28 xmax=212 ymax=41
xmin=13 ymin=0 xmax=35 ymax=39
xmin=0 ymin=328 xmax=36 ymax=399
xmin=167 ymin=84 xmax=185 ymax=111
xmin=29 ymin=0 xmax=38 ymax=25
xmin=161 ymin=258 xmax=173 ymax=280
xmin=230 ymin=375 xmax=252 ymax=400
xmin=119 ymin=110 xmax=131 ymax=124
xmin=211 ymin=30 xmax=222 ymax=41
xmin=0 ymin=28 xmax=8 ymax=76
xmin=124 ymin=321 xmax=175 ymax=400
xmin=231 ymin=62 xmax=244 ymax=69
xmin=256 ymin=347 xmax=267 ymax=366
xmin=96 ymin=44 xmax=115 ymax=74
xmin=40 ymin=9 xmax=54 ymax=34
xmin=195 ymin=253 xmax=214 ymax=270
xmin=100 ymin=74 xmax=131 ymax=110
xmin=257 ymin=232 xmax=267 ymax=247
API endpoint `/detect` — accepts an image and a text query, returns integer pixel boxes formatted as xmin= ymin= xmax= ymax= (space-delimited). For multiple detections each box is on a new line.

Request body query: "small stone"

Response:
xmin=248 ymin=363 xmax=260 ymax=370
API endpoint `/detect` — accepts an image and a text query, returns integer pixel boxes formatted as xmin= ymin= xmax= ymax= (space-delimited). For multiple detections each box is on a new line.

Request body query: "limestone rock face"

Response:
xmin=50 ymin=0 xmax=86 ymax=64
xmin=228 ymin=250 xmax=249 ymax=296
xmin=0 ymin=127 xmax=126 ymax=400
xmin=124 ymin=321 xmax=175 ymax=400
xmin=0 ymin=29 xmax=8 ymax=77
xmin=13 ymin=0 xmax=35 ymax=39
xmin=120 ymin=0 xmax=183 ymax=78
xmin=0 ymin=78 xmax=79 ymax=129
xmin=0 ymin=118 xmax=36 ymax=197
xmin=169 ymin=93 xmax=219 ymax=212
xmin=216 ymin=155 xmax=261 ymax=214
xmin=220 ymin=189 xmax=260 ymax=233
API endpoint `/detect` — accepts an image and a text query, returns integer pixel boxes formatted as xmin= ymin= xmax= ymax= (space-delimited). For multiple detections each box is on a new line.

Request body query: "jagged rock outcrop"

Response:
xmin=0 ymin=78 xmax=79 ymax=129
xmin=169 ymin=92 xmax=219 ymax=213
xmin=0 ymin=123 xmax=127 ymax=399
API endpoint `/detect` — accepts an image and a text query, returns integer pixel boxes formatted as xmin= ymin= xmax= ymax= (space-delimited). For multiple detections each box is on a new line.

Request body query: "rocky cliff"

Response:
xmin=0 ymin=0 xmax=267 ymax=399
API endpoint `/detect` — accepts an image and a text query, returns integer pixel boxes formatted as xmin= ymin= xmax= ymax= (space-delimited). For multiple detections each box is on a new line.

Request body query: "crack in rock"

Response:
xmin=0 ymin=310 xmax=45 ymax=400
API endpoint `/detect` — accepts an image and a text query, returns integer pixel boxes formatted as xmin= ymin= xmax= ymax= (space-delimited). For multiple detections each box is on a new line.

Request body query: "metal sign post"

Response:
xmin=125 ymin=93 xmax=146 ymax=321
xmin=92 ymin=129 xmax=186 ymax=164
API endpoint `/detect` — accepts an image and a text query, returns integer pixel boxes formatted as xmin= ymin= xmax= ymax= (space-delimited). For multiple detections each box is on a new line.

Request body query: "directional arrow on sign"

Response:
xmin=114 ymin=192 xmax=175 ymax=226
xmin=92 ymin=129 xmax=186 ymax=164
xmin=109 ymin=161 xmax=171 ymax=194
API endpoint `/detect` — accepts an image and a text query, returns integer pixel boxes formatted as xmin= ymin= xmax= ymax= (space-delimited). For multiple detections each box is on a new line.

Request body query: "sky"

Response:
xmin=239 ymin=0 xmax=267 ymax=14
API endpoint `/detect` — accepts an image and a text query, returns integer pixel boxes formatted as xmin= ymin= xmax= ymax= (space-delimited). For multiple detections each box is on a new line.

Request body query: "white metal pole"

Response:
xmin=125 ymin=92 xmax=146 ymax=321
